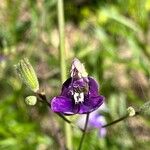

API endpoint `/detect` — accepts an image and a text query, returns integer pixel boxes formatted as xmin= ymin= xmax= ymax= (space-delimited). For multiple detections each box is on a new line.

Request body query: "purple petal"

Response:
xmin=61 ymin=77 xmax=100 ymax=97
xmin=89 ymin=114 xmax=100 ymax=128
xmin=51 ymin=96 xmax=79 ymax=115
xmin=88 ymin=77 xmax=99 ymax=96
xmin=99 ymin=128 xmax=106 ymax=138
xmin=95 ymin=116 xmax=107 ymax=137
xmin=78 ymin=95 xmax=104 ymax=114
xmin=88 ymin=113 xmax=107 ymax=137
xmin=89 ymin=115 xmax=106 ymax=127
xmin=73 ymin=78 xmax=88 ymax=88
xmin=61 ymin=78 xmax=72 ymax=97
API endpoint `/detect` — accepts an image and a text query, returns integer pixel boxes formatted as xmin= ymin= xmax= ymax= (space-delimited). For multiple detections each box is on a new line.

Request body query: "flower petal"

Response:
xmin=88 ymin=77 xmax=99 ymax=96
xmin=61 ymin=78 xmax=72 ymax=97
xmin=99 ymin=128 xmax=107 ymax=138
xmin=51 ymin=96 xmax=79 ymax=115
xmin=89 ymin=114 xmax=106 ymax=128
xmin=78 ymin=95 xmax=104 ymax=114
xmin=61 ymin=77 xmax=99 ymax=97
xmin=73 ymin=78 xmax=88 ymax=88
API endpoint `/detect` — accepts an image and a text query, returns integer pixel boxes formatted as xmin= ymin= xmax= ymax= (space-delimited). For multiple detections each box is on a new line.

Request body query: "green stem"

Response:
xmin=102 ymin=114 xmax=129 ymax=128
xmin=101 ymin=112 xmax=139 ymax=128
xmin=57 ymin=0 xmax=72 ymax=150
xmin=57 ymin=0 xmax=66 ymax=82
xmin=78 ymin=113 xmax=90 ymax=150
xmin=36 ymin=91 xmax=82 ymax=133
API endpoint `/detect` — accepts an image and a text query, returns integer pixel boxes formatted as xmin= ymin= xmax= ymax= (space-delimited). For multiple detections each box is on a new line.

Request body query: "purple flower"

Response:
xmin=50 ymin=58 xmax=104 ymax=115
xmin=77 ymin=107 xmax=107 ymax=137
xmin=89 ymin=112 xmax=106 ymax=137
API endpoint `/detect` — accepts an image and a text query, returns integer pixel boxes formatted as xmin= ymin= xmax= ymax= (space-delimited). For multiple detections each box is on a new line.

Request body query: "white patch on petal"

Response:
xmin=73 ymin=92 xmax=84 ymax=104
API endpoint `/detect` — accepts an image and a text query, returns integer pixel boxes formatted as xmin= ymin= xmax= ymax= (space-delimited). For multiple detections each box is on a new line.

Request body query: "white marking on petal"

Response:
xmin=74 ymin=92 xmax=84 ymax=104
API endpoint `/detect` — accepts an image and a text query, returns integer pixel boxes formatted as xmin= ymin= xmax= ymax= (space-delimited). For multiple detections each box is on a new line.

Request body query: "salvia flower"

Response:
xmin=51 ymin=58 xmax=104 ymax=115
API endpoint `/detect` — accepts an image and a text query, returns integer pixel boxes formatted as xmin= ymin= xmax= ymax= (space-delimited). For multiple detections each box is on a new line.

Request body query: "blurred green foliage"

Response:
xmin=0 ymin=0 xmax=150 ymax=150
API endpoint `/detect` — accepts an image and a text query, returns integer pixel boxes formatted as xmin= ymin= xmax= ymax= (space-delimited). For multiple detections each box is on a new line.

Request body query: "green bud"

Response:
xmin=127 ymin=106 xmax=136 ymax=117
xmin=15 ymin=58 xmax=39 ymax=92
xmin=25 ymin=96 xmax=37 ymax=106
xmin=139 ymin=101 xmax=150 ymax=116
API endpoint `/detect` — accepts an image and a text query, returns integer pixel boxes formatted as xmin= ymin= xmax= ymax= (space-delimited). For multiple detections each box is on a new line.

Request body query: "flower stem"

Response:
xmin=102 ymin=114 xmax=129 ymax=128
xmin=101 ymin=112 xmax=139 ymax=128
xmin=57 ymin=0 xmax=72 ymax=150
xmin=36 ymin=91 xmax=82 ymax=132
xmin=78 ymin=113 xmax=90 ymax=150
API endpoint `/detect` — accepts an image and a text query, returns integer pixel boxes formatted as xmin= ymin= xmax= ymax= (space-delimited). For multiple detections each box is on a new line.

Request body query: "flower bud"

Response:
xmin=15 ymin=58 xmax=39 ymax=92
xmin=127 ymin=106 xmax=136 ymax=117
xmin=25 ymin=96 xmax=37 ymax=106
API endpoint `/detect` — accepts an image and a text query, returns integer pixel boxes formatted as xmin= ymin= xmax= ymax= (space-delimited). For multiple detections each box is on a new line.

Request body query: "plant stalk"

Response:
xmin=57 ymin=0 xmax=66 ymax=82
xmin=78 ymin=113 xmax=90 ymax=150
xmin=57 ymin=0 xmax=72 ymax=150
xmin=101 ymin=112 xmax=139 ymax=128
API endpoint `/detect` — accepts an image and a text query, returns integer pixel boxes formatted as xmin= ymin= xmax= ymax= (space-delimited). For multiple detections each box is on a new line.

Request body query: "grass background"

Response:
xmin=0 ymin=0 xmax=150 ymax=149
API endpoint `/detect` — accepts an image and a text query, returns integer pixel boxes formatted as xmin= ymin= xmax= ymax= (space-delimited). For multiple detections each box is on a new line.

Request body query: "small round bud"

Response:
xmin=25 ymin=96 xmax=37 ymax=106
xmin=127 ymin=106 xmax=135 ymax=117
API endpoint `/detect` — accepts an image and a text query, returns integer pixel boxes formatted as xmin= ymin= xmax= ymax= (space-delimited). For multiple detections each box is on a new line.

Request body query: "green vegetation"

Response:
xmin=0 ymin=0 xmax=150 ymax=150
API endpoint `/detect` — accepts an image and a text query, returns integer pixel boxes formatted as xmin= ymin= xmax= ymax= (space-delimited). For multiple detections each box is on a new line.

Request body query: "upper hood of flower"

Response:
xmin=71 ymin=58 xmax=88 ymax=79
